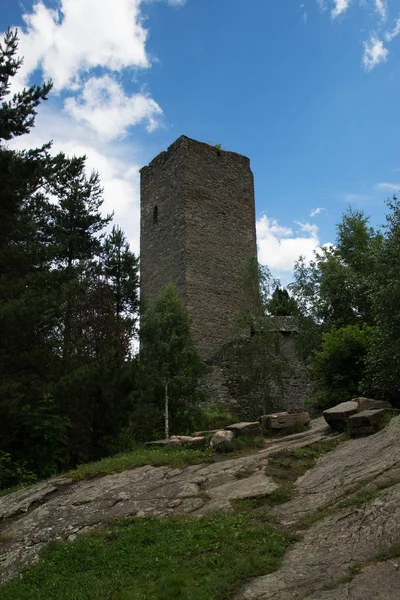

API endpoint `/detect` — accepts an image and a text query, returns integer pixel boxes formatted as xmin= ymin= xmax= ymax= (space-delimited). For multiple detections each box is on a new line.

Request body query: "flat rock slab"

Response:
xmin=206 ymin=473 xmax=278 ymax=501
xmin=225 ymin=422 xmax=263 ymax=437
xmin=261 ymin=411 xmax=310 ymax=430
xmin=0 ymin=453 xmax=268 ymax=582
xmin=272 ymin=416 xmax=400 ymax=526
xmin=323 ymin=401 xmax=358 ymax=431
xmin=353 ymin=397 xmax=393 ymax=412
xmin=233 ymin=419 xmax=400 ymax=600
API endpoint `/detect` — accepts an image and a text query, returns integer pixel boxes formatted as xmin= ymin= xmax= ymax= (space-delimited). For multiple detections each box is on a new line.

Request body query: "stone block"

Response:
xmin=192 ymin=429 xmax=220 ymax=437
xmin=348 ymin=409 xmax=390 ymax=437
xmin=352 ymin=397 xmax=392 ymax=412
xmin=225 ymin=421 xmax=263 ymax=437
xmin=323 ymin=401 xmax=359 ymax=431
xmin=260 ymin=411 xmax=310 ymax=430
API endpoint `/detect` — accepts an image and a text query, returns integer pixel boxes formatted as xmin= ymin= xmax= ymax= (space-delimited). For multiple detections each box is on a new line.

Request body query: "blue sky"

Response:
xmin=2 ymin=0 xmax=400 ymax=283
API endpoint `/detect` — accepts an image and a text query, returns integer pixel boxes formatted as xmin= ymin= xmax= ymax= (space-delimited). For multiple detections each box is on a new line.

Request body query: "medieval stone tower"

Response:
xmin=140 ymin=135 xmax=257 ymax=361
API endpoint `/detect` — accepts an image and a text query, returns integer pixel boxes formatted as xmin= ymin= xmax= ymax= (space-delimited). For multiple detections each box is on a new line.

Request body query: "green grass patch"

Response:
xmin=67 ymin=446 xmax=214 ymax=481
xmin=266 ymin=438 xmax=341 ymax=487
xmin=338 ymin=490 xmax=380 ymax=508
xmin=0 ymin=513 xmax=295 ymax=600
xmin=374 ymin=543 xmax=400 ymax=562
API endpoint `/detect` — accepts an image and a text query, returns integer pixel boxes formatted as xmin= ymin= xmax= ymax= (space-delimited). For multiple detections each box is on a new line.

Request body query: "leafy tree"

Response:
xmin=309 ymin=324 xmax=374 ymax=412
xmin=292 ymin=207 xmax=379 ymax=359
xmin=138 ymin=284 xmax=209 ymax=439
xmin=363 ymin=195 xmax=400 ymax=404
xmin=227 ymin=256 xmax=287 ymax=416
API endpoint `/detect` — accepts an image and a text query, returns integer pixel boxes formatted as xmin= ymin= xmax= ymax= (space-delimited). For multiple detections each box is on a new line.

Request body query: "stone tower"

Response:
xmin=140 ymin=135 xmax=257 ymax=361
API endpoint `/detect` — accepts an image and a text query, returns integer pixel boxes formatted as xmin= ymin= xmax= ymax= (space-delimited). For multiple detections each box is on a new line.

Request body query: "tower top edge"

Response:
xmin=140 ymin=135 xmax=251 ymax=174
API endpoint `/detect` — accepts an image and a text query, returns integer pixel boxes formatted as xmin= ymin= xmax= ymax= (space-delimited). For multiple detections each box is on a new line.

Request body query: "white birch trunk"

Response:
xmin=164 ymin=379 xmax=169 ymax=439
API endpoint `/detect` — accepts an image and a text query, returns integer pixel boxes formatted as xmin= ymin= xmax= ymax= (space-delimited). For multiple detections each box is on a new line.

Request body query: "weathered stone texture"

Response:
xmin=140 ymin=135 xmax=257 ymax=360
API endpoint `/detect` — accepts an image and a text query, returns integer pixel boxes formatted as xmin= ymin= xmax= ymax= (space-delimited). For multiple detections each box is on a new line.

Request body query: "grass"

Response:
xmin=265 ymin=438 xmax=341 ymax=487
xmin=66 ymin=446 xmax=215 ymax=481
xmin=0 ymin=512 xmax=295 ymax=600
xmin=0 ymin=437 xmax=266 ymax=497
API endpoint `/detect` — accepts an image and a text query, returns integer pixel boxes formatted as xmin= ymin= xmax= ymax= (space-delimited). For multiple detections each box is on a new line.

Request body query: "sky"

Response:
xmin=1 ymin=0 xmax=400 ymax=284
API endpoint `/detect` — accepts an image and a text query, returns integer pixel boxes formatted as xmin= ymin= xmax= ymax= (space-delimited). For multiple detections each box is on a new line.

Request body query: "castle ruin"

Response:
xmin=140 ymin=135 xmax=308 ymax=418
xmin=140 ymin=135 xmax=257 ymax=361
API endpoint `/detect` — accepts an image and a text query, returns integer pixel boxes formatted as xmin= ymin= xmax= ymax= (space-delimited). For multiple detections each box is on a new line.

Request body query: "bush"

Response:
xmin=307 ymin=324 xmax=374 ymax=412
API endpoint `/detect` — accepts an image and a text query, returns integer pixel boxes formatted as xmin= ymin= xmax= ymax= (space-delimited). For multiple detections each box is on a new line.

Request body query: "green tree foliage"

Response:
xmin=137 ymin=284 xmax=209 ymax=439
xmin=363 ymin=195 xmax=400 ymax=404
xmin=309 ymin=324 xmax=374 ymax=411
xmin=0 ymin=30 xmax=140 ymax=486
xmin=292 ymin=207 xmax=379 ymax=359
xmin=103 ymin=225 xmax=139 ymax=339
xmin=267 ymin=286 xmax=299 ymax=316
xmin=228 ymin=257 xmax=287 ymax=416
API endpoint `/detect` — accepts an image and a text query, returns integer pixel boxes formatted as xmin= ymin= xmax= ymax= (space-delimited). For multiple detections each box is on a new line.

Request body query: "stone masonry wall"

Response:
xmin=140 ymin=136 xmax=257 ymax=360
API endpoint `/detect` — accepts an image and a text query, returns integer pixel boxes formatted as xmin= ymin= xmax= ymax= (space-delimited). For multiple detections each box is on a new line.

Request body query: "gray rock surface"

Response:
xmin=353 ymin=397 xmax=393 ymax=412
xmin=323 ymin=400 xmax=359 ymax=431
xmin=261 ymin=411 xmax=310 ymax=430
xmin=233 ymin=416 xmax=400 ymax=599
xmin=0 ymin=453 xmax=271 ymax=582
xmin=305 ymin=559 xmax=400 ymax=599
xmin=348 ymin=408 xmax=389 ymax=437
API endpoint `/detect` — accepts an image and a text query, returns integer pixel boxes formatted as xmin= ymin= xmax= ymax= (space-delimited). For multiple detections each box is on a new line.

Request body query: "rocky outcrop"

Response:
xmin=233 ymin=416 xmax=400 ymax=599
xmin=0 ymin=453 xmax=274 ymax=582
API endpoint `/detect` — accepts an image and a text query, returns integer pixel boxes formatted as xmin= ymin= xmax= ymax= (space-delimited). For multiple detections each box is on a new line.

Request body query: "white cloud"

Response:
xmin=9 ymin=103 xmax=144 ymax=254
xmin=375 ymin=0 xmax=387 ymax=20
xmin=14 ymin=0 xmax=150 ymax=91
xmin=386 ymin=18 xmax=400 ymax=42
xmin=310 ymin=207 xmax=324 ymax=217
xmin=65 ymin=75 xmax=163 ymax=140
xmin=375 ymin=182 xmax=400 ymax=191
xmin=256 ymin=214 xmax=320 ymax=280
xmin=332 ymin=0 xmax=352 ymax=19
xmin=363 ymin=34 xmax=388 ymax=70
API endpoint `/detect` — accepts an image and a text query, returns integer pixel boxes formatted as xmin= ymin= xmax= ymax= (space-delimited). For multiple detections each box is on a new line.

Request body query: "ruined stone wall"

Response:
xmin=140 ymin=136 xmax=257 ymax=360
xmin=201 ymin=332 xmax=309 ymax=421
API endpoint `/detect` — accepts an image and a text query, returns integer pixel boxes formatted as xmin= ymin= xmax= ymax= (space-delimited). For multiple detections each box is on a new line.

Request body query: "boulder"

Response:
xmin=210 ymin=430 xmax=234 ymax=451
xmin=145 ymin=439 xmax=181 ymax=447
xmin=352 ymin=397 xmax=392 ymax=412
xmin=169 ymin=435 xmax=206 ymax=447
xmin=323 ymin=401 xmax=358 ymax=431
xmin=348 ymin=409 xmax=390 ymax=437
xmin=261 ymin=411 xmax=310 ymax=430
xmin=192 ymin=430 xmax=220 ymax=438
xmin=225 ymin=421 xmax=263 ymax=437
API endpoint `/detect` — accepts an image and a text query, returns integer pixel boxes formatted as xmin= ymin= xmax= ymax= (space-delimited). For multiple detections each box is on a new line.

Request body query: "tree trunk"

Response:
xmin=164 ymin=379 xmax=169 ymax=439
